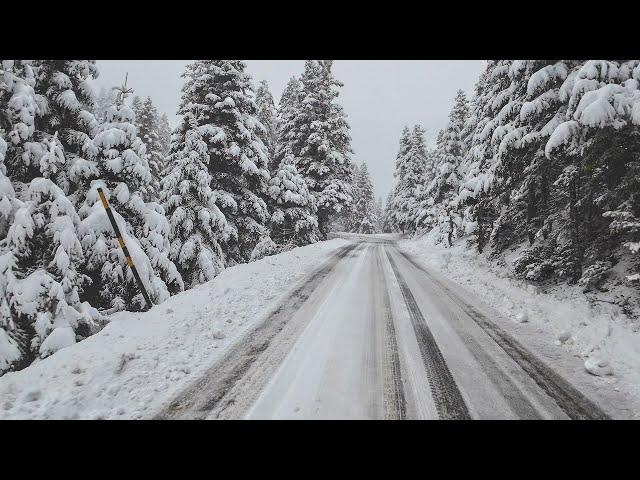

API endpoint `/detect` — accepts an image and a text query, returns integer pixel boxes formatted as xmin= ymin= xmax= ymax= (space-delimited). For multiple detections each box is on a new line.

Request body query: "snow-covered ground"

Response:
xmin=0 ymin=239 xmax=349 ymax=419
xmin=399 ymin=232 xmax=640 ymax=418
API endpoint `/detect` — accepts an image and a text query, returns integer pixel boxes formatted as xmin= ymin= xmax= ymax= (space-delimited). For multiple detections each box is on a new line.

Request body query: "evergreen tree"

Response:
xmin=0 ymin=178 xmax=101 ymax=370
xmin=455 ymin=60 xmax=515 ymax=252
xmin=0 ymin=61 xmax=40 ymax=179
xmin=31 ymin=60 xmax=99 ymax=195
xmin=382 ymin=191 xmax=394 ymax=233
xmin=545 ymin=60 xmax=640 ymax=284
xmin=268 ymin=156 xmax=319 ymax=247
xmin=0 ymin=61 xmax=101 ymax=371
xmin=133 ymin=96 xmax=165 ymax=199
xmin=157 ymin=113 xmax=172 ymax=160
xmin=430 ymin=90 xmax=469 ymax=201
xmin=389 ymin=125 xmax=427 ymax=233
xmin=419 ymin=90 xmax=470 ymax=244
xmin=351 ymin=162 xmax=377 ymax=233
xmin=162 ymin=112 xmax=230 ymax=287
xmin=274 ymin=76 xmax=302 ymax=169
xmin=169 ymin=60 xmax=272 ymax=265
xmin=486 ymin=61 xmax=577 ymax=251
xmin=77 ymin=91 xmax=182 ymax=311
xmin=255 ymin=80 xmax=277 ymax=169
xmin=94 ymin=86 xmax=117 ymax=123
xmin=374 ymin=196 xmax=384 ymax=233
xmin=283 ymin=60 xmax=354 ymax=238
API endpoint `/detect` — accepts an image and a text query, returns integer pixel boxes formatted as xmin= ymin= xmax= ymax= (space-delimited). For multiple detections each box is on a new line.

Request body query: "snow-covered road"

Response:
xmin=245 ymin=243 xmax=402 ymax=419
xmin=161 ymin=237 xmax=610 ymax=420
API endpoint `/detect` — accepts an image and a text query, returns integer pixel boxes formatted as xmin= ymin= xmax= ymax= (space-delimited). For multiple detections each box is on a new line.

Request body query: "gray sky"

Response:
xmin=91 ymin=60 xmax=485 ymax=199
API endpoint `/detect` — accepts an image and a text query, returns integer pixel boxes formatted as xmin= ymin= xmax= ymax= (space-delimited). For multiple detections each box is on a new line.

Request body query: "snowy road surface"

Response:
xmin=159 ymin=237 xmax=609 ymax=420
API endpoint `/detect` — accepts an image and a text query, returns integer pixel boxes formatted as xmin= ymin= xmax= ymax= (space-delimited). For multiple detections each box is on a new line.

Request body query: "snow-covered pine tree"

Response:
xmin=374 ymin=196 xmax=384 ymax=233
xmin=0 ymin=61 xmax=38 ymax=371
xmin=268 ymin=156 xmax=319 ymax=247
xmin=382 ymin=190 xmax=394 ymax=233
xmin=274 ymin=76 xmax=303 ymax=169
xmin=324 ymin=61 xmax=356 ymax=234
xmin=0 ymin=177 xmax=102 ymax=370
xmin=31 ymin=60 xmax=99 ymax=195
xmin=0 ymin=61 xmax=51 ymax=183
xmin=0 ymin=62 xmax=102 ymax=371
xmin=133 ymin=96 xmax=165 ymax=199
xmin=545 ymin=60 xmax=640 ymax=285
xmin=0 ymin=60 xmax=43 ymax=178
xmin=77 ymin=88 xmax=182 ymax=311
xmin=481 ymin=61 xmax=577 ymax=256
xmin=478 ymin=60 xmax=586 ymax=281
xmin=454 ymin=61 xmax=514 ymax=252
xmin=351 ymin=162 xmax=377 ymax=233
xmin=387 ymin=127 xmax=412 ymax=232
xmin=284 ymin=60 xmax=354 ymax=238
xmin=94 ymin=86 xmax=117 ymax=123
xmin=389 ymin=125 xmax=427 ymax=233
xmin=162 ymin=111 xmax=230 ymax=286
xmin=418 ymin=90 xmax=470 ymax=244
xmin=430 ymin=90 xmax=469 ymax=202
xmin=341 ymin=161 xmax=360 ymax=232
xmin=413 ymin=138 xmax=438 ymax=234
xmin=170 ymin=60 xmax=272 ymax=265
xmin=0 ymin=143 xmax=14 ymax=241
xmin=255 ymin=80 xmax=278 ymax=170
xmin=157 ymin=113 xmax=172 ymax=160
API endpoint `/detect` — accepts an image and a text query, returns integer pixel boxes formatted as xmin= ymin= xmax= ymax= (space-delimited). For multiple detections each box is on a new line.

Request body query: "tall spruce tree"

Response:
xmin=133 ymin=96 xmax=165 ymax=199
xmin=455 ymin=60 xmax=514 ymax=252
xmin=374 ymin=196 xmax=384 ymax=233
xmin=389 ymin=125 xmax=427 ymax=233
xmin=283 ymin=60 xmax=354 ymax=238
xmin=94 ymin=86 xmax=116 ymax=123
xmin=254 ymin=80 xmax=278 ymax=169
xmin=274 ymin=76 xmax=302 ymax=169
xmin=382 ymin=191 xmax=394 ymax=233
xmin=162 ymin=111 xmax=230 ymax=287
xmin=77 ymin=87 xmax=182 ymax=311
xmin=168 ymin=60 xmax=272 ymax=265
xmin=31 ymin=60 xmax=100 ymax=195
xmin=157 ymin=113 xmax=172 ymax=160
xmin=351 ymin=162 xmax=377 ymax=233
xmin=267 ymin=156 xmax=319 ymax=247
xmin=0 ymin=60 xmax=102 ymax=372
xmin=420 ymin=90 xmax=470 ymax=244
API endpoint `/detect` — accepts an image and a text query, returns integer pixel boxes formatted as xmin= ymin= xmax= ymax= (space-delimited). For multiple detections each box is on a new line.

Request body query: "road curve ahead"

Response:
xmin=158 ymin=237 xmax=609 ymax=420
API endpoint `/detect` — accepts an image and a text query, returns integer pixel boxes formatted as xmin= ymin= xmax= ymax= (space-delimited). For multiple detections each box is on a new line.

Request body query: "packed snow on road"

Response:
xmin=0 ymin=240 xmax=349 ymax=419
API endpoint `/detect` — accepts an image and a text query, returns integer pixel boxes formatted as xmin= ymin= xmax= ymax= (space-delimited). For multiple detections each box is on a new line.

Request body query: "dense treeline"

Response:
xmin=0 ymin=59 xmax=381 ymax=374
xmin=385 ymin=60 xmax=640 ymax=292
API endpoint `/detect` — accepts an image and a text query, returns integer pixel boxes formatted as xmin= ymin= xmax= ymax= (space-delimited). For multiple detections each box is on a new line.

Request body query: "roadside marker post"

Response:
xmin=97 ymin=187 xmax=154 ymax=310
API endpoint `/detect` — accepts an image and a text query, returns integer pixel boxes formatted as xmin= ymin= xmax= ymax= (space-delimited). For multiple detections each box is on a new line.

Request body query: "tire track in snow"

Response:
xmin=374 ymin=246 xmax=406 ymax=420
xmin=385 ymin=249 xmax=471 ymax=420
xmin=394 ymin=248 xmax=609 ymax=421
xmin=155 ymin=242 xmax=361 ymax=420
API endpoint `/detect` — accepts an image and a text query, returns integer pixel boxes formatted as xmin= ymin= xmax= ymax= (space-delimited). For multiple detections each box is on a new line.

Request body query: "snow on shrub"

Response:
xmin=0 ymin=178 xmax=101 ymax=372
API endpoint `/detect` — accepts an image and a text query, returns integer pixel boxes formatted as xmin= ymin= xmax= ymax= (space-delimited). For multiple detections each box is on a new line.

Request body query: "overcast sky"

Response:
xmin=91 ymin=60 xmax=485 ymax=199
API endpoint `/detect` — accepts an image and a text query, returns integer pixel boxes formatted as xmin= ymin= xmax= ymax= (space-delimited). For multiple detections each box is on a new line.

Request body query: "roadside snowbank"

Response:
xmin=0 ymin=239 xmax=349 ymax=419
xmin=399 ymin=233 xmax=640 ymax=418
